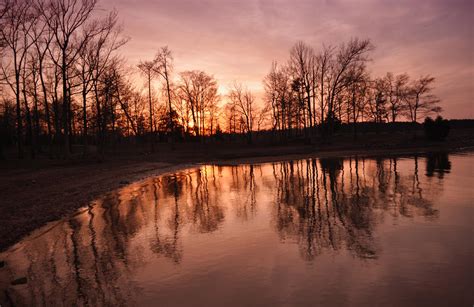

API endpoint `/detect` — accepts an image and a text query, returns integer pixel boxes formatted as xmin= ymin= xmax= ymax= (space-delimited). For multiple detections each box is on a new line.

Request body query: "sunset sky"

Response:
xmin=101 ymin=0 xmax=473 ymax=119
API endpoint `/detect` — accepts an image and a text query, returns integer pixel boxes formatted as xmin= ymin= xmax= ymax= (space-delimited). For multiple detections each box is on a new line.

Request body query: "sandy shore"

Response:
xmin=1 ymin=142 xmax=473 ymax=251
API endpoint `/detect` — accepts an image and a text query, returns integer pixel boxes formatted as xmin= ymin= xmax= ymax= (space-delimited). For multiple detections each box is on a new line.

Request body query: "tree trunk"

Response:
xmin=39 ymin=59 xmax=52 ymax=142
xmin=148 ymin=74 xmax=154 ymax=152
xmin=22 ymin=87 xmax=34 ymax=159
xmin=62 ymin=51 xmax=70 ymax=158
xmin=15 ymin=72 xmax=24 ymax=159
xmin=32 ymin=79 xmax=41 ymax=153
xmin=82 ymin=88 xmax=88 ymax=156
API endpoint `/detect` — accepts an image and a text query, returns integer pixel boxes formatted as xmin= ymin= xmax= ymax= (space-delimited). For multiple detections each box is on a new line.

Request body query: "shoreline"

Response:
xmin=209 ymin=145 xmax=474 ymax=166
xmin=1 ymin=143 xmax=473 ymax=252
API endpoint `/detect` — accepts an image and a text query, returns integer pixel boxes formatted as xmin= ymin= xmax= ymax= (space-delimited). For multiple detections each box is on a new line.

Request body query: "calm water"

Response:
xmin=0 ymin=153 xmax=473 ymax=306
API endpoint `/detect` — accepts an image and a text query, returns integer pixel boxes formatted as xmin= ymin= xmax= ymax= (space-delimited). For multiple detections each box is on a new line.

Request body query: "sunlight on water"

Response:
xmin=0 ymin=153 xmax=473 ymax=306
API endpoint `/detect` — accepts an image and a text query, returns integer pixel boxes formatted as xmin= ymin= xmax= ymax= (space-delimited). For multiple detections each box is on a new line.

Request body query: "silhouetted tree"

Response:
xmin=153 ymin=46 xmax=174 ymax=137
xmin=0 ymin=0 xmax=38 ymax=158
xmin=0 ymin=6 xmax=450 ymax=159
xmin=405 ymin=75 xmax=441 ymax=122
xmin=289 ymin=41 xmax=316 ymax=132
xmin=424 ymin=116 xmax=450 ymax=141
xmin=228 ymin=82 xmax=256 ymax=144
xmin=137 ymin=59 xmax=157 ymax=149
xmin=381 ymin=72 xmax=410 ymax=122
xmin=177 ymin=70 xmax=219 ymax=139
xmin=37 ymin=0 xmax=99 ymax=157
xmin=326 ymin=38 xmax=374 ymax=133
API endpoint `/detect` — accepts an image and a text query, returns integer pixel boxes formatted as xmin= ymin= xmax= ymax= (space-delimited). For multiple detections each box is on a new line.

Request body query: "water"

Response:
xmin=0 ymin=153 xmax=473 ymax=306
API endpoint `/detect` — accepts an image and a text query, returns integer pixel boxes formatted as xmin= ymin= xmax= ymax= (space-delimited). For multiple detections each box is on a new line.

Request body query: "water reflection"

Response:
xmin=271 ymin=156 xmax=443 ymax=261
xmin=0 ymin=153 xmax=468 ymax=306
xmin=426 ymin=152 xmax=451 ymax=178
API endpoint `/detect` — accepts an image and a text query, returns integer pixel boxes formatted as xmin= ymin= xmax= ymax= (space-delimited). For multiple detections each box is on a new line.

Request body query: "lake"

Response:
xmin=0 ymin=152 xmax=473 ymax=306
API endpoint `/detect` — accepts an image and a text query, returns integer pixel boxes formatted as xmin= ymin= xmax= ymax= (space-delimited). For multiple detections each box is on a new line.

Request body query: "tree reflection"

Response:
xmin=426 ymin=152 xmax=451 ymax=178
xmin=0 ymin=154 xmax=449 ymax=305
xmin=191 ymin=168 xmax=224 ymax=233
xmin=150 ymin=176 xmax=182 ymax=263
xmin=271 ymin=155 xmax=445 ymax=261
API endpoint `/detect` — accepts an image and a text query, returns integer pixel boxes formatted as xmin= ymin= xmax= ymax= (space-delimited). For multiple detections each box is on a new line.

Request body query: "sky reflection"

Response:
xmin=1 ymin=153 xmax=472 ymax=306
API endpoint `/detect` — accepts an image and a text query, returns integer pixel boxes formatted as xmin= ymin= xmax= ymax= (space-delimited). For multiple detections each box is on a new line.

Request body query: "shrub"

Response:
xmin=424 ymin=116 xmax=450 ymax=141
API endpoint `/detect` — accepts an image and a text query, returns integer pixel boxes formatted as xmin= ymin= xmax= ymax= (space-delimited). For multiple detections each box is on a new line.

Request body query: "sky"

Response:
xmin=100 ymin=0 xmax=473 ymax=119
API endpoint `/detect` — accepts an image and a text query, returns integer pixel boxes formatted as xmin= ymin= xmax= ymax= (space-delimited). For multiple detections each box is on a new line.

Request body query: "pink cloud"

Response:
xmin=101 ymin=0 xmax=473 ymax=118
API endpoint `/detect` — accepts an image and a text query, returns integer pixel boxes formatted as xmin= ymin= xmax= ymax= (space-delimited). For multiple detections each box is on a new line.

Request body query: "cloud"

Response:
xmin=101 ymin=0 xmax=473 ymax=118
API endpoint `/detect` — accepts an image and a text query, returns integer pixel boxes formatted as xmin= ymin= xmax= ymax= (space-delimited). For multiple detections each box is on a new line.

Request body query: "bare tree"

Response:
xmin=376 ymin=72 xmax=410 ymax=122
xmin=229 ymin=82 xmax=256 ymax=144
xmin=263 ymin=61 xmax=293 ymax=139
xmin=345 ymin=62 xmax=370 ymax=138
xmin=326 ymin=38 xmax=373 ymax=129
xmin=0 ymin=0 xmax=38 ymax=158
xmin=207 ymin=98 xmax=220 ymax=136
xmin=174 ymin=83 xmax=192 ymax=135
xmin=0 ymin=0 xmax=12 ymax=50
xmin=289 ymin=41 xmax=316 ymax=131
xmin=390 ymin=73 xmax=409 ymax=122
xmin=405 ymin=75 xmax=440 ymax=122
xmin=37 ymin=0 xmax=99 ymax=156
xmin=137 ymin=59 xmax=156 ymax=148
xmin=265 ymin=39 xmax=374 ymax=140
xmin=75 ymin=11 xmax=126 ymax=155
xmin=223 ymin=96 xmax=238 ymax=134
xmin=315 ymin=45 xmax=333 ymax=125
xmin=178 ymin=70 xmax=218 ymax=138
xmin=29 ymin=15 xmax=54 ymax=151
xmin=256 ymin=102 xmax=271 ymax=132
xmin=112 ymin=70 xmax=139 ymax=136
xmin=370 ymin=79 xmax=389 ymax=123
xmin=153 ymin=46 xmax=174 ymax=136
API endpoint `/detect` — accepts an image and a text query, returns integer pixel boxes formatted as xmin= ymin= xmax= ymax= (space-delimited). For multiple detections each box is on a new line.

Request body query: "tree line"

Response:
xmin=0 ymin=0 xmax=442 ymax=159
xmin=263 ymin=40 xmax=441 ymax=140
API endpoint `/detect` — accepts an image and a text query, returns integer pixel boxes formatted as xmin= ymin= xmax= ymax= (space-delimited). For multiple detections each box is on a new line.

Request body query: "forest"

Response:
xmin=0 ymin=0 xmax=444 ymax=160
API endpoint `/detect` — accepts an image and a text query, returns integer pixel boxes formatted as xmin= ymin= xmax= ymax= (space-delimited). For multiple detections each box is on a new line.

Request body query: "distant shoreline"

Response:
xmin=209 ymin=145 xmax=474 ymax=166
xmin=1 ymin=136 xmax=473 ymax=252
